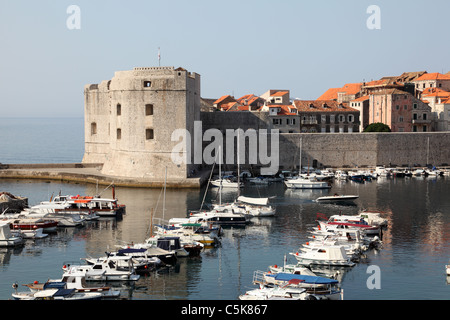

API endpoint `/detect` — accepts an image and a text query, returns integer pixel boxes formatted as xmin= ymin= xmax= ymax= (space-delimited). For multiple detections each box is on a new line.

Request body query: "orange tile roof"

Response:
xmin=293 ymin=100 xmax=358 ymax=112
xmin=317 ymin=83 xmax=362 ymax=100
xmin=352 ymin=95 xmax=370 ymax=102
xmin=338 ymin=83 xmax=362 ymax=95
xmin=214 ymin=95 xmax=235 ymax=105
xmin=268 ymin=104 xmax=297 ymax=115
xmin=421 ymin=87 xmax=450 ymax=97
xmin=221 ymin=101 xmax=238 ymax=111
xmin=317 ymin=88 xmax=340 ymax=100
xmin=271 ymin=90 xmax=289 ymax=97
xmin=415 ymin=72 xmax=450 ymax=81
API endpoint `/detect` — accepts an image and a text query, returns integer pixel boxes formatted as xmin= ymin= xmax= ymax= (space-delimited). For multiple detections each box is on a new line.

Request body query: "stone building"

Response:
xmin=82 ymin=66 xmax=201 ymax=181
xmin=369 ymin=89 xmax=432 ymax=132
xmin=413 ymin=72 xmax=450 ymax=93
xmin=292 ymin=100 xmax=360 ymax=133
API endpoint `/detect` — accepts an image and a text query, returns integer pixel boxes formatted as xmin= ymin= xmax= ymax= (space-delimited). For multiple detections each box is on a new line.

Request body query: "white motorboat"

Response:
xmin=235 ymin=196 xmax=276 ymax=217
xmin=357 ymin=210 xmax=388 ymax=227
xmin=255 ymin=271 xmax=342 ymax=299
xmin=317 ymin=214 xmax=381 ymax=235
xmin=446 ymin=263 xmax=450 ymax=276
xmin=188 ymin=209 xmax=249 ymax=225
xmin=212 ymin=196 xmax=276 ymax=218
xmin=155 ymin=222 xmax=219 ymax=247
xmin=11 ymin=287 xmax=102 ymax=300
xmin=0 ymin=221 xmax=24 ymax=247
xmin=334 ymin=170 xmax=348 ymax=180
xmin=290 ymin=245 xmax=356 ymax=267
xmin=62 ymin=256 xmax=140 ymax=281
xmin=14 ymin=227 xmax=48 ymax=239
xmin=239 ymin=285 xmax=310 ymax=300
xmin=22 ymin=273 xmax=121 ymax=299
xmin=284 ymin=176 xmax=331 ymax=189
xmin=315 ymin=194 xmax=359 ymax=203
xmin=42 ymin=192 xmax=126 ymax=218
xmin=85 ymin=252 xmax=162 ymax=273
xmin=21 ymin=204 xmax=87 ymax=227
xmin=117 ymin=243 xmax=178 ymax=266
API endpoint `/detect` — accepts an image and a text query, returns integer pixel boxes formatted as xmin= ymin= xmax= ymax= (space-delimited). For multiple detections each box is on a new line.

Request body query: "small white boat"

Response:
xmin=315 ymin=194 xmax=359 ymax=203
xmin=290 ymin=245 xmax=356 ymax=267
xmin=0 ymin=221 xmax=24 ymax=247
xmin=239 ymin=285 xmax=309 ymax=300
xmin=317 ymin=214 xmax=381 ymax=235
xmin=357 ymin=210 xmax=388 ymax=227
xmin=12 ymin=287 xmax=102 ymax=300
xmin=22 ymin=273 xmax=121 ymax=299
xmin=210 ymin=178 xmax=243 ymax=188
xmin=446 ymin=263 xmax=450 ymax=276
xmin=334 ymin=170 xmax=348 ymax=180
xmin=14 ymin=227 xmax=48 ymax=239
xmin=284 ymin=176 xmax=331 ymax=189
xmin=188 ymin=210 xmax=249 ymax=225
xmin=233 ymin=196 xmax=276 ymax=217
xmin=63 ymin=256 xmax=140 ymax=281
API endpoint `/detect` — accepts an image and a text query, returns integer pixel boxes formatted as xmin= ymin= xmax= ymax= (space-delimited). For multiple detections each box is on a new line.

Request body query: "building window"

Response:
xmin=144 ymin=81 xmax=152 ymax=87
xmin=146 ymin=128 xmax=154 ymax=140
xmin=117 ymin=103 xmax=121 ymax=116
xmin=145 ymin=104 xmax=154 ymax=116
xmin=423 ymin=126 xmax=427 ymax=132
xmin=423 ymin=113 xmax=427 ymax=120
xmin=117 ymin=128 xmax=121 ymax=140
xmin=413 ymin=103 xmax=417 ymax=109
xmin=413 ymin=113 xmax=418 ymax=120
xmin=404 ymin=105 xmax=407 ymax=110
xmin=348 ymin=115 xmax=354 ymax=122
xmin=399 ymin=116 xmax=404 ymax=122
xmin=413 ymin=126 xmax=417 ymax=132
xmin=90 ymin=122 xmax=97 ymax=135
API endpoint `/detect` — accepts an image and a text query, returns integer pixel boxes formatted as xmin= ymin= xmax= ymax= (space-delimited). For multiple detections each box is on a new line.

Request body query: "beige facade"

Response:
xmin=83 ymin=66 xmax=201 ymax=181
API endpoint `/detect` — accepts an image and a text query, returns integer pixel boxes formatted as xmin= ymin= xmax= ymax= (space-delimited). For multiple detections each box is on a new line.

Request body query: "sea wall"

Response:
xmin=200 ymin=112 xmax=450 ymax=171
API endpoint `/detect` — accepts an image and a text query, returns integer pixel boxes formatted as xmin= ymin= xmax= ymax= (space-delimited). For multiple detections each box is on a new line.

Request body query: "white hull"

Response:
xmin=316 ymin=195 xmax=359 ymax=202
xmin=284 ymin=178 xmax=331 ymax=189
xmin=211 ymin=180 xmax=243 ymax=188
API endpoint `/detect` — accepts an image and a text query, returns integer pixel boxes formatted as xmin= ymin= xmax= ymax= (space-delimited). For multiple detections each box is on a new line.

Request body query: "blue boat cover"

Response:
xmin=43 ymin=282 xmax=66 ymax=289
xmin=54 ymin=288 xmax=76 ymax=296
xmin=272 ymin=273 xmax=338 ymax=284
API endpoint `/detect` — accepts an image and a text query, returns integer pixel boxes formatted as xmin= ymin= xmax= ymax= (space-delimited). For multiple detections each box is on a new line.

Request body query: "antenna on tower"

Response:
xmin=158 ymin=47 xmax=161 ymax=67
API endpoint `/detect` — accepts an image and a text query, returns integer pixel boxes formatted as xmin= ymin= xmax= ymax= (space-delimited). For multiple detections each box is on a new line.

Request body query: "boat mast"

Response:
xmin=237 ymin=129 xmax=240 ymax=197
xmin=299 ymin=136 xmax=302 ymax=175
xmin=219 ymin=145 xmax=222 ymax=205
xmin=162 ymin=166 xmax=167 ymax=222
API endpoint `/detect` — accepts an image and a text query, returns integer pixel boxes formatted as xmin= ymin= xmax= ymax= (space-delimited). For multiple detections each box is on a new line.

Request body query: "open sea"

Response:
xmin=0 ymin=118 xmax=449 ymax=303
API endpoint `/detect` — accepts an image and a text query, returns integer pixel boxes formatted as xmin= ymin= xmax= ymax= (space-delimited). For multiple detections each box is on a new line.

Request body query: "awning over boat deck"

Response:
xmin=272 ymin=273 xmax=339 ymax=284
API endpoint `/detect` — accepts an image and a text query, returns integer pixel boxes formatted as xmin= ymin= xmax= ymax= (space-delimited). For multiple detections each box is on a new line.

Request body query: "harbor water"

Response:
xmin=0 ymin=118 xmax=449 ymax=300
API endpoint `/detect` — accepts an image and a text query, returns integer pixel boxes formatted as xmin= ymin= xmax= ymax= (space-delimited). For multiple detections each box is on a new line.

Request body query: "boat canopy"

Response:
xmin=237 ymin=196 xmax=269 ymax=206
xmin=272 ymin=273 xmax=339 ymax=285
xmin=157 ymin=237 xmax=182 ymax=250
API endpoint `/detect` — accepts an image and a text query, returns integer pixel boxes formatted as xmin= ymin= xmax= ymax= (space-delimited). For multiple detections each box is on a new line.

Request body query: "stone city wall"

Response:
xmin=200 ymin=111 xmax=450 ymax=171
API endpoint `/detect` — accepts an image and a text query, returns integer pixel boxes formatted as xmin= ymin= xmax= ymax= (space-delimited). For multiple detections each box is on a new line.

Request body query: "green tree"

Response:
xmin=363 ymin=123 xmax=391 ymax=132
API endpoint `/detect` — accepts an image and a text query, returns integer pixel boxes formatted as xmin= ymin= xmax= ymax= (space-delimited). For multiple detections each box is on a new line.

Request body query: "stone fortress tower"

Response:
xmin=82 ymin=66 xmax=201 ymax=183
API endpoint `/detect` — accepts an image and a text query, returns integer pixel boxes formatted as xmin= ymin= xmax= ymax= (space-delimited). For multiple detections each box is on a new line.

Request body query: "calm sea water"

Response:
xmin=0 ymin=118 xmax=449 ymax=301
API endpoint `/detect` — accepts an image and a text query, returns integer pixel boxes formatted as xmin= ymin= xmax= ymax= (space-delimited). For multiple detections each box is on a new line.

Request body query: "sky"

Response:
xmin=1 ymin=0 xmax=450 ymax=117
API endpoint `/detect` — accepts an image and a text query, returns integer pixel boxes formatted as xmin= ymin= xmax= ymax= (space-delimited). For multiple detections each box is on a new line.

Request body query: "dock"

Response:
xmin=0 ymin=163 xmax=210 ymax=189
